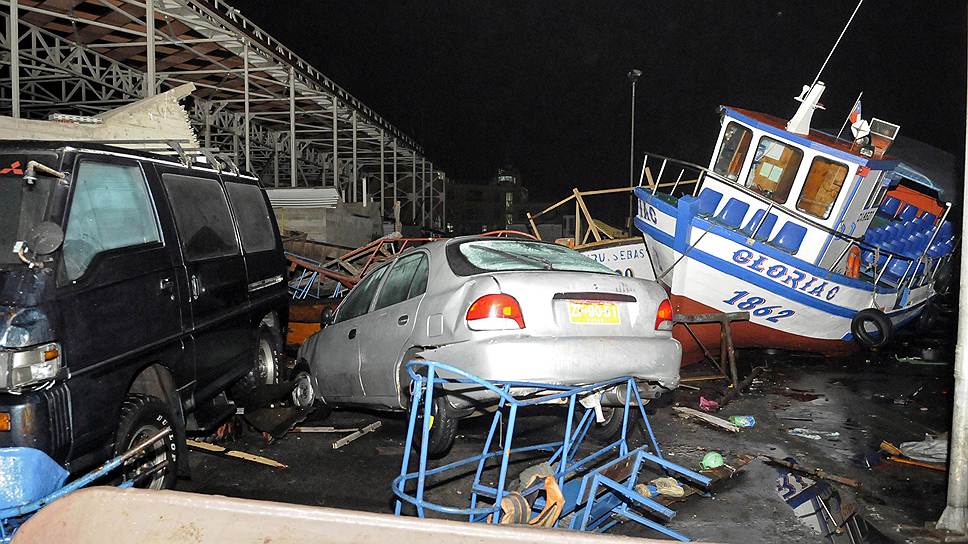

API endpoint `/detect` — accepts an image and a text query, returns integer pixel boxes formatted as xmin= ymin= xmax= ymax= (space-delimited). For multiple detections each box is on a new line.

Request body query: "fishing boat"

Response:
xmin=633 ymin=82 xmax=956 ymax=363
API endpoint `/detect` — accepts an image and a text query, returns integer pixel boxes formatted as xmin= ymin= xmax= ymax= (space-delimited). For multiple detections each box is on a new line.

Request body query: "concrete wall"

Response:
xmin=274 ymin=202 xmax=382 ymax=248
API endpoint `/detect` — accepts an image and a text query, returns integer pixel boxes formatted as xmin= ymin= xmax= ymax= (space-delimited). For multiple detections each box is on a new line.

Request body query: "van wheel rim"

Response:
xmin=292 ymin=372 xmax=314 ymax=407
xmin=125 ymin=424 xmax=168 ymax=489
xmin=257 ymin=337 xmax=276 ymax=385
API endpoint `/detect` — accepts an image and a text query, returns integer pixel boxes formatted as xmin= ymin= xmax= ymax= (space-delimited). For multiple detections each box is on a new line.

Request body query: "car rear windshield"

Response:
xmin=447 ymin=239 xmax=617 ymax=276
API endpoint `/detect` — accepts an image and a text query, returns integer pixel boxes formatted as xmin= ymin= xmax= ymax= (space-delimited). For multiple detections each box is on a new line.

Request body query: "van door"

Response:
xmin=358 ymin=252 xmax=428 ymax=403
xmin=223 ymin=181 xmax=286 ymax=326
xmin=57 ymin=156 xmax=183 ymax=458
xmin=160 ymin=172 xmax=250 ymax=402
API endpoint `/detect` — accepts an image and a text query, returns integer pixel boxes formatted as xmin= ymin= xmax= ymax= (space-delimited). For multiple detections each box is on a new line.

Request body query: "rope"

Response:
xmin=812 ymin=0 xmax=865 ymax=88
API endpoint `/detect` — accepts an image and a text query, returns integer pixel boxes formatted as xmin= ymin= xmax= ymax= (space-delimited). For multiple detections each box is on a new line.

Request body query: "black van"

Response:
xmin=0 ymin=142 xmax=289 ymax=488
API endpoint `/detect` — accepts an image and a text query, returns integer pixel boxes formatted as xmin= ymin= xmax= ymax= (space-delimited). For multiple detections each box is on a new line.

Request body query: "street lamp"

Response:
xmin=628 ymin=69 xmax=643 ymax=187
xmin=627 ymin=69 xmax=643 ymax=228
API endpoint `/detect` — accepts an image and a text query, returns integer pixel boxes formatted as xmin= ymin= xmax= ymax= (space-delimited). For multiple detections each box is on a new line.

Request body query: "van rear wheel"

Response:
xmin=232 ymin=327 xmax=282 ymax=399
xmin=114 ymin=394 xmax=177 ymax=489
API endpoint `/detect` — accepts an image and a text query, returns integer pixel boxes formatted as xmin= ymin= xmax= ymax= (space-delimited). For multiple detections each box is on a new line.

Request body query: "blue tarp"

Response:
xmin=0 ymin=448 xmax=68 ymax=510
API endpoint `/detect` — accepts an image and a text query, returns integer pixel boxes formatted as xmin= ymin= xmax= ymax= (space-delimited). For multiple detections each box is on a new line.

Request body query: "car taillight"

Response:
xmin=655 ymin=299 xmax=673 ymax=331
xmin=466 ymin=294 xmax=525 ymax=330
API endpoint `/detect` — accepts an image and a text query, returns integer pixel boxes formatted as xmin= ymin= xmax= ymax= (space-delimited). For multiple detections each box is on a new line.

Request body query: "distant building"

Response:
xmin=446 ymin=166 xmax=529 ymax=235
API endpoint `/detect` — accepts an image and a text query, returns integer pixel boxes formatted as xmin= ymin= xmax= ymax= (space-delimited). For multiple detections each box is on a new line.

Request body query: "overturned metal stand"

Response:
xmin=674 ymin=311 xmax=749 ymax=387
xmin=392 ymin=361 xmax=712 ymax=541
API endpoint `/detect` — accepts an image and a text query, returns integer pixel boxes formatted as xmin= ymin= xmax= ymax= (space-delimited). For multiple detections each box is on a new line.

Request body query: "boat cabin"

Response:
xmin=696 ymin=98 xmax=952 ymax=285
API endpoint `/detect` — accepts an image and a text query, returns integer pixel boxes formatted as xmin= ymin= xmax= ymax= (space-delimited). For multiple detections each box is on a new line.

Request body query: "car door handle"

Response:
xmin=397 ymin=315 xmax=409 ymax=325
xmin=159 ymin=277 xmax=173 ymax=291
xmin=348 ymin=329 xmax=357 ymax=340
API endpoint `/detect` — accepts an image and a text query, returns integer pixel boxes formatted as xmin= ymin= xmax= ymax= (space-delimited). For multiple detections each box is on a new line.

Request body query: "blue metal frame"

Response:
xmin=392 ymin=361 xmax=712 ymax=540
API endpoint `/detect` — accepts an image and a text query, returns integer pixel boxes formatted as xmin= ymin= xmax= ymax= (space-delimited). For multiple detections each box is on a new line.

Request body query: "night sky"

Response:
xmin=229 ymin=1 xmax=965 ymax=202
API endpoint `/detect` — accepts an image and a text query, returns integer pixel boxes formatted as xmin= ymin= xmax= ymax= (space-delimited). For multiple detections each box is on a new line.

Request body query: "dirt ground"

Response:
xmin=178 ymin=306 xmax=955 ymax=543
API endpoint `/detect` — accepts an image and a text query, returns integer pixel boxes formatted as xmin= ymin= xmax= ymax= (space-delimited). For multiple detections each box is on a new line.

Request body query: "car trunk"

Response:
xmin=489 ymin=271 xmax=664 ymax=338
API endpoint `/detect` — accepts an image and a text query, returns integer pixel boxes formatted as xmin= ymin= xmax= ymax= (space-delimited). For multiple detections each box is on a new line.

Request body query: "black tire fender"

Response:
xmin=851 ymin=308 xmax=893 ymax=349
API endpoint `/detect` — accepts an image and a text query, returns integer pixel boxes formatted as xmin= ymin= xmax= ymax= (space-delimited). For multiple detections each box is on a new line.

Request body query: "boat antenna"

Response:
xmin=811 ymin=0 xmax=865 ymax=88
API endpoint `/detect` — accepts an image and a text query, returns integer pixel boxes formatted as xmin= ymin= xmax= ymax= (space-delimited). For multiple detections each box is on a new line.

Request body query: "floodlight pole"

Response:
xmin=628 ymin=69 xmax=643 ymax=227
xmin=937 ymin=10 xmax=968 ymax=534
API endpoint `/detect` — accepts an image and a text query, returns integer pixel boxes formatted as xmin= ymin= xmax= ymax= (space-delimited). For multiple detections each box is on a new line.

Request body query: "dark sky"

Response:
xmin=229 ymin=1 xmax=965 ymax=201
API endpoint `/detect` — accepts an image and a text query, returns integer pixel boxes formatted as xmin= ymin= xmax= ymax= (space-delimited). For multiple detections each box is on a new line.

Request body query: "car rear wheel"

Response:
xmin=574 ymin=402 xmax=650 ymax=443
xmin=114 ymin=394 xmax=178 ymax=489
xmin=413 ymin=395 xmax=457 ymax=458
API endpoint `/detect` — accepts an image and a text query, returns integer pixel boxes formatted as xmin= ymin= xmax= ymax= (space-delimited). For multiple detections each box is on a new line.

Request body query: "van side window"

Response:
xmin=225 ymin=182 xmax=276 ymax=253
xmin=63 ymin=161 xmax=161 ymax=280
xmin=374 ymin=254 xmax=426 ymax=310
xmin=336 ymin=266 xmax=388 ymax=322
xmin=163 ymin=175 xmax=239 ymax=261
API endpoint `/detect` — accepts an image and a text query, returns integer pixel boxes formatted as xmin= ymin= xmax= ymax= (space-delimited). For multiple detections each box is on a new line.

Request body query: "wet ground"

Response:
xmin=178 ymin=304 xmax=956 ymax=543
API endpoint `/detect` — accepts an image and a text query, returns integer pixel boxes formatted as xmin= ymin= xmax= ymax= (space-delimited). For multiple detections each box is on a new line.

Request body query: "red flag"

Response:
xmin=849 ymin=98 xmax=862 ymax=124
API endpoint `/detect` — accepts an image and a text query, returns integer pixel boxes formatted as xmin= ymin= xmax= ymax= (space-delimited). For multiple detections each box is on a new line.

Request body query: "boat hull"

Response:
xmin=578 ymin=237 xmax=657 ymax=281
xmin=634 ymin=188 xmax=933 ymax=364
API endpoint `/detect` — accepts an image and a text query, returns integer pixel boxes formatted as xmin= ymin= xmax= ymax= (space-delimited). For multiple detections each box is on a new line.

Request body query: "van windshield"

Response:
xmin=0 ymin=175 xmax=57 ymax=267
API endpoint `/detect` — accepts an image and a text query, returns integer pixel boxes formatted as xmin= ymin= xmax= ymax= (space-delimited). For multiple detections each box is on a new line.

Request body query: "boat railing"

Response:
xmin=636 ymin=153 xmax=947 ymax=291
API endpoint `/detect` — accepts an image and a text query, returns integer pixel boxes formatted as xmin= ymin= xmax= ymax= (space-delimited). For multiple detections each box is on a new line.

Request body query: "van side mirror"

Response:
xmin=28 ymin=222 xmax=64 ymax=256
xmin=320 ymin=307 xmax=335 ymax=327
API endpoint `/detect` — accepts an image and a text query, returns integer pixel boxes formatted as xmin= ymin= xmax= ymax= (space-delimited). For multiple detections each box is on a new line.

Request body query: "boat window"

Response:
xmin=862 ymin=173 xmax=887 ymax=210
xmin=797 ymin=157 xmax=850 ymax=219
xmin=745 ymin=137 xmax=803 ymax=204
xmin=712 ymin=122 xmax=752 ymax=181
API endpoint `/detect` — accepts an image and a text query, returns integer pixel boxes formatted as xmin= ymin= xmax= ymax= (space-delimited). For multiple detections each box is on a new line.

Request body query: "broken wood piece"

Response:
xmin=672 ymin=406 xmax=741 ymax=432
xmin=879 ymin=440 xmax=903 ymax=456
xmin=680 ymin=374 xmax=729 ymax=383
xmin=291 ymin=426 xmax=361 ymax=433
xmin=332 ymin=421 xmax=383 ymax=449
xmin=186 ymin=439 xmax=288 ymax=469
xmin=886 ymin=456 xmax=947 ymax=472
xmin=763 ymin=456 xmax=861 ymax=488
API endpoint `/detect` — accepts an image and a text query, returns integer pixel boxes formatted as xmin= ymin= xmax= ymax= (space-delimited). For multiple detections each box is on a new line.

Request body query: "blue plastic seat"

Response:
xmin=770 ymin=222 xmax=807 ymax=253
xmin=918 ymin=212 xmax=938 ymax=225
xmin=696 ymin=188 xmax=723 ymax=216
xmin=714 ymin=198 xmax=750 ymax=228
xmin=878 ymin=196 xmax=902 ymax=218
xmin=741 ymin=210 xmax=778 ymax=240
xmin=864 ymin=228 xmax=882 ymax=243
xmin=938 ymin=221 xmax=954 ymax=240
xmin=897 ymin=204 xmax=919 ymax=221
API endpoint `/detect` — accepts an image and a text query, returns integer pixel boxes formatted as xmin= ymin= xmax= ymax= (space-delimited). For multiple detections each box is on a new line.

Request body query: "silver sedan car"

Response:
xmin=294 ymin=236 xmax=681 ymax=455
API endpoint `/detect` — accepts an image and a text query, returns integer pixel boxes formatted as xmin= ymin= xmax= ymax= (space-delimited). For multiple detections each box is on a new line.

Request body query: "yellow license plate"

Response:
xmin=568 ymin=301 xmax=620 ymax=324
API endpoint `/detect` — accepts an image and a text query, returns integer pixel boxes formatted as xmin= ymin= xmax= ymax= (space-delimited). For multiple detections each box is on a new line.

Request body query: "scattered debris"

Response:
xmin=332 ymin=421 xmax=383 ymax=449
xmin=672 ymin=406 xmax=741 ymax=432
xmin=186 ymin=439 xmax=288 ymax=469
xmin=900 ymin=434 xmax=949 ymax=463
xmin=700 ymin=451 xmax=724 ymax=470
xmin=764 ymin=456 xmax=862 ymax=489
xmin=727 ymin=415 xmax=756 ymax=428
xmin=879 ymin=439 xmax=948 ymax=472
xmin=291 ymin=426 xmax=364 ymax=433
xmin=787 ymin=428 xmax=840 ymax=441
xmin=698 ymin=395 xmax=720 ymax=412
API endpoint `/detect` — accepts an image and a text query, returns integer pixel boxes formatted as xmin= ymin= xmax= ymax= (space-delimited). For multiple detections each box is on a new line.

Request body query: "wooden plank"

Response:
xmin=887 ymin=456 xmax=947 ymax=472
xmin=332 ymin=421 xmax=382 ymax=449
xmin=680 ymin=374 xmax=728 ymax=383
xmin=186 ymin=439 xmax=288 ymax=469
xmin=671 ymin=407 xmax=741 ymax=432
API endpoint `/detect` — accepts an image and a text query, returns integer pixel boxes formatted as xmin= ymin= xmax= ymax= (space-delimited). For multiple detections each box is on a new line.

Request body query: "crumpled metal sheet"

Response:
xmin=0 ymin=448 xmax=68 ymax=510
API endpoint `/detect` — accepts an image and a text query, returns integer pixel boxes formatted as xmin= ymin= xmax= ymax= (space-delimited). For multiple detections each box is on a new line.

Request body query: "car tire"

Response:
xmin=232 ymin=327 xmax=282 ymax=399
xmin=574 ymin=402 xmax=650 ymax=443
xmin=413 ymin=395 xmax=457 ymax=459
xmin=114 ymin=394 xmax=178 ymax=489
xmin=290 ymin=361 xmax=316 ymax=409
xmin=851 ymin=308 xmax=893 ymax=350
